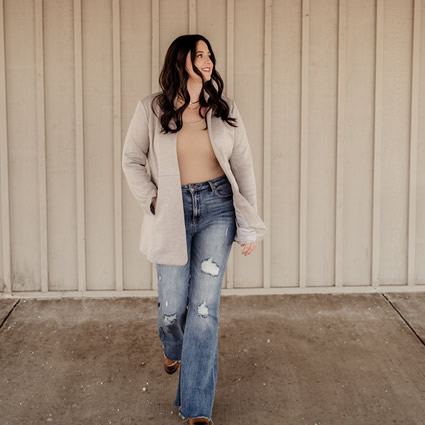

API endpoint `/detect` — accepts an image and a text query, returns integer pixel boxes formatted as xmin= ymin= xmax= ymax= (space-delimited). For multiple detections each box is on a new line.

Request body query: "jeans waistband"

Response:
xmin=181 ymin=174 xmax=228 ymax=192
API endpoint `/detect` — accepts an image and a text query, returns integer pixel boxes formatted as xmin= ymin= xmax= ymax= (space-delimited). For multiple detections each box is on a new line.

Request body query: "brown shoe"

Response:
xmin=163 ymin=354 xmax=180 ymax=375
xmin=188 ymin=419 xmax=210 ymax=425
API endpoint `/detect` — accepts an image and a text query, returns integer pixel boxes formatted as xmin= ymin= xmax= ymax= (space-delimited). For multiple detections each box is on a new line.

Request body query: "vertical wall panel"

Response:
xmin=226 ymin=0 xmax=235 ymax=97
xmin=307 ymin=0 xmax=338 ymax=287
xmin=225 ymin=0 xmax=235 ymax=289
xmin=234 ymin=0 xmax=263 ymax=287
xmin=82 ymin=0 xmax=114 ymax=290
xmin=416 ymin=0 xmax=425 ymax=284
xmin=35 ymin=0 xmax=48 ymax=292
xmin=343 ymin=0 xmax=375 ymax=286
xmin=159 ymin=0 xmax=188 ymax=62
xmin=189 ymin=0 xmax=196 ymax=34
xmin=271 ymin=0 xmax=301 ymax=288
xmin=408 ymin=0 xmax=422 ymax=285
xmin=0 ymin=0 xmax=10 ymax=293
xmin=151 ymin=0 xmax=159 ymax=94
xmin=44 ymin=0 xmax=77 ymax=291
xmin=197 ymin=0 xmax=227 ymax=78
xmin=121 ymin=0 xmax=152 ymax=290
xmin=112 ymin=0 xmax=123 ymax=291
xmin=299 ymin=0 xmax=309 ymax=288
xmin=5 ymin=0 xmax=40 ymax=291
xmin=372 ymin=0 xmax=384 ymax=286
xmin=263 ymin=0 xmax=272 ymax=289
xmin=335 ymin=0 xmax=346 ymax=287
xmin=74 ymin=0 xmax=87 ymax=292
xmin=380 ymin=0 xmax=413 ymax=284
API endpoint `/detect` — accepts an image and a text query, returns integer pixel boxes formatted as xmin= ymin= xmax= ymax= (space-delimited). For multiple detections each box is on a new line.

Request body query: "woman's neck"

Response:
xmin=186 ymin=78 xmax=203 ymax=104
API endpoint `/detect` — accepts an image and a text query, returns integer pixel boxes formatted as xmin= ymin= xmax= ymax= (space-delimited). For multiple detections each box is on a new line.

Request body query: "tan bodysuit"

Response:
xmin=176 ymin=118 xmax=225 ymax=185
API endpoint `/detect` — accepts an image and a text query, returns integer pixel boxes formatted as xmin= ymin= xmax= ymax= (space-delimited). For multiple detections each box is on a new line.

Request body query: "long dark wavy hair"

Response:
xmin=152 ymin=34 xmax=237 ymax=133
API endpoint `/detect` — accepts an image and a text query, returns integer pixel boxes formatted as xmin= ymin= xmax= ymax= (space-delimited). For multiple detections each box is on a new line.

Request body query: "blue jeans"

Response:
xmin=156 ymin=174 xmax=236 ymax=420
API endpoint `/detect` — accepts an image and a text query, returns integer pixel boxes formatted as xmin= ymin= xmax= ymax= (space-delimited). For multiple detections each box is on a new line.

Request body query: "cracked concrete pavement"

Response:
xmin=1 ymin=293 xmax=425 ymax=425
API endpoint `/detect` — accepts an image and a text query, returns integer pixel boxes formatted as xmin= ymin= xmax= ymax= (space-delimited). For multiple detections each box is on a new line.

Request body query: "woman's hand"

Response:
xmin=241 ymin=241 xmax=257 ymax=256
xmin=150 ymin=197 xmax=157 ymax=214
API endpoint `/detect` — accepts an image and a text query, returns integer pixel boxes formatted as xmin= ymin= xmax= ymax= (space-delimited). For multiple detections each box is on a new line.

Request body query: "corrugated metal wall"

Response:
xmin=0 ymin=0 xmax=424 ymax=298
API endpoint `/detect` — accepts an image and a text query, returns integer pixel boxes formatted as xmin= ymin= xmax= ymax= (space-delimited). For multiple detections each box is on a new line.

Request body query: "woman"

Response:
xmin=122 ymin=34 xmax=266 ymax=425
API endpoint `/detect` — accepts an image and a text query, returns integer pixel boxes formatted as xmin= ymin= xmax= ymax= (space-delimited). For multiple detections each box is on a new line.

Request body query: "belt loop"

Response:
xmin=208 ymin=180 xmax=215 ymax=192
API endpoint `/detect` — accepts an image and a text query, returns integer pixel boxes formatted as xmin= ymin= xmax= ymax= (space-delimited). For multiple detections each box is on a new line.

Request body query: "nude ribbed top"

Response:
xmin=176 ymin=118 xmax=225 ymax=185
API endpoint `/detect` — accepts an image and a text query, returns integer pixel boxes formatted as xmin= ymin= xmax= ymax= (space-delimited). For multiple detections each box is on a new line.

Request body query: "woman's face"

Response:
xmin=185 ymin=40 xmax=213 ymax=82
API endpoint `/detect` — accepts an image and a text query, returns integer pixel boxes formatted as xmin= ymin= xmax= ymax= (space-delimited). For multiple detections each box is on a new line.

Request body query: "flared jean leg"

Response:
xmin=176 ymin=216 xmax=235 ymax=419
xmin=156 ymin=174 xmax=237 ymax=420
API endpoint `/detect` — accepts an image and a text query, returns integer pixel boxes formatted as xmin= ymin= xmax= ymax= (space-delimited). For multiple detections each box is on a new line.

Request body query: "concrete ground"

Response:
xmin=0 ymin=293 xmax=425 ymax=425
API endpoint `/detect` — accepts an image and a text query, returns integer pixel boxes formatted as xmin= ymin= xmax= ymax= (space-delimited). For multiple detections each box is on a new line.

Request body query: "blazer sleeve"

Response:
xmin=229 ymin=101 xmax=258 ymax=243
xmin=122 ymin=100 xmax=158 ymax=215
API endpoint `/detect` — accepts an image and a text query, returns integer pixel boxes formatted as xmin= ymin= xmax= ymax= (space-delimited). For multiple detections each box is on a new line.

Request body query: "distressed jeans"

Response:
xmin=156 ymin=174 xmax=236 ymax=420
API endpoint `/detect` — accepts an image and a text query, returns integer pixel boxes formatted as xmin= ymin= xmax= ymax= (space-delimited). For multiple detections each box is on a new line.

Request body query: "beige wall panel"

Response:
xmin=416 ymin=1 xmax=425 ymax=284
xmin=44 ymin=0 xmax=78 ymax=290
xmin=380 ymin=0 xmax=412 ymax=285
xmin=1 ymin=0 xmax=425 ymax=297
xmin=82 ymin=0 xmax=115 ymax=290
xmin=270 ymin=0 xmax=301 ymax=287
xmin=233 ymin=0 xmax=263 ymax=288
xmin=196 ymin=0 xmax=226 ymax=82
xmin=159 ymin=0 xmax=188 ymax=62
xmin=307 ymin=0 xmax=338 ymax=287
xmin=121 ymin=0 xmax=153 ymax=289
xmin=343 ymin=0 xmax=375 ymax=286
xmin=5 ymin=0 xmax=41 ymax=291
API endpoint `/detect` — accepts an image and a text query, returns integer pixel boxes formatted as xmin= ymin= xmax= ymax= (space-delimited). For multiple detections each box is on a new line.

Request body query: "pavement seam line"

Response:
xmin=0 ymin=299 xmax=21 ymax=331
xmin=381 ymin=293 xmax=425 ymax=348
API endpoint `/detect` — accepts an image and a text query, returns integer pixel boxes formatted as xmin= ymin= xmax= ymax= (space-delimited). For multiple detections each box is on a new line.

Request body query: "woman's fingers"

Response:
xmin=241 ymin=242 xmax=257 ymax=256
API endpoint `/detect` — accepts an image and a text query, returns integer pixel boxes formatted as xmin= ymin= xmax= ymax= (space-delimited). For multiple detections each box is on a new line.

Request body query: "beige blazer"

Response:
xmin=122 ymin=93 xmax=266 ymax=265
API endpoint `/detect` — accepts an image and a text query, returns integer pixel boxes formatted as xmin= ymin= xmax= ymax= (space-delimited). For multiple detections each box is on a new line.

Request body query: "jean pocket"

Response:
xmin=214 ymin=180 xmax=233 ymax=198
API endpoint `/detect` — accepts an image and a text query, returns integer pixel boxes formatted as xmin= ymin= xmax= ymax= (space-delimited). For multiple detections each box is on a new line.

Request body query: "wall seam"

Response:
xmin=299 ymin=0 xmax=310 ymax=288
xmin=35 ymin=0 xmax=49 ymax=292
xmin=226 ymin=0 xmax=235 ymax=289
xmin=151 ymin=0 xmax=160 ymax=291
xmin=335 ymin=0 xmax=346 ymax=287
xmin=0 ymin=0 xmax=11 ymax=294
xmin=74 ymin=0 xmax=87 ymax=291
xmin=372 ymin=0 xmax=384 ymax=286
xmin=263 ymin=0 xmax=272 ymax=289
xmin=113 ymin=0 xmax=123 ymax=291
xmin=189 ymin=0 xmax=196 ymax=34
xmin=407 ymin=0 xmax=421 ymax=285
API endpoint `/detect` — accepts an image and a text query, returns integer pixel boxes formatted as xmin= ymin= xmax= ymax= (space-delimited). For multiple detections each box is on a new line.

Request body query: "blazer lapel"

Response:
xmin=207 ymin=109 xmax=232 ymax=169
